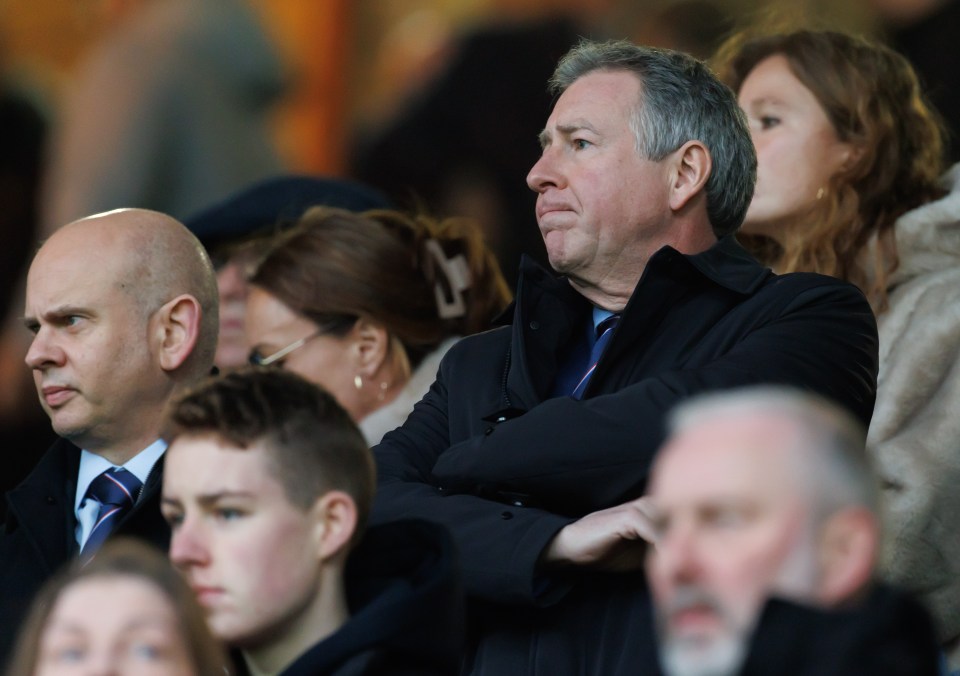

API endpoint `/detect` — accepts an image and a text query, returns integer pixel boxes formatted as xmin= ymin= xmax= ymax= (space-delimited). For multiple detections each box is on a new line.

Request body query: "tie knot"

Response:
xmin=86 ymin=468 xmax=142 ymax=508
xmin=596 ymin=314 xmax=620 ymax=339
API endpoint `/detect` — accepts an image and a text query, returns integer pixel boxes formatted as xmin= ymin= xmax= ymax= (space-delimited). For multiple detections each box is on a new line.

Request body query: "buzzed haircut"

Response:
xmin=668 ymin=387 xmax=878 ymax=518
xmin=163 ymin=368 xmax=376 ymax=539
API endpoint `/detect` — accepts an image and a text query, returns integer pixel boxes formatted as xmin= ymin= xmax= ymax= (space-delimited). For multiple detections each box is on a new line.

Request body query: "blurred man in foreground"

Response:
xmin=646 ymin=387 xmax=940 ymax=676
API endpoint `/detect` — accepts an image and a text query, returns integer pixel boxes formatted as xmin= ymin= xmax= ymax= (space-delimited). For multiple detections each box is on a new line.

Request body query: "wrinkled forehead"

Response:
xmin=27 ymin=232 xmax=141 ymax=306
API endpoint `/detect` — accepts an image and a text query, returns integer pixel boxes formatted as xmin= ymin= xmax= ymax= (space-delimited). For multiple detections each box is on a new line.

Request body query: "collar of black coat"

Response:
xmin=507 ymin=235 xmax=771 ymax=314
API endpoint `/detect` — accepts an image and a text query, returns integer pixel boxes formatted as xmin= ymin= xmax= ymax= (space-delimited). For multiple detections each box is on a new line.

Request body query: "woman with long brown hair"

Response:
xmin=714 ymin=28 xmax=960 ymax=668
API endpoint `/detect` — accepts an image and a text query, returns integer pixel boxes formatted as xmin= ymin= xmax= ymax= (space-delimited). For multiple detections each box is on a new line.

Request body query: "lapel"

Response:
xmin=507 ymin=257 xmax=590 ymax=407
xmin=4 ymin=438 xmax=81 ymax=574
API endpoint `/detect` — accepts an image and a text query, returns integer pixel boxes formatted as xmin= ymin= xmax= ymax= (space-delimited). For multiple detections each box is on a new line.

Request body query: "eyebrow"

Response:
xmin=23 ymin=305 xmax=92 ymax=326
xmin=163 ymin=491 xmax=256 ymax=507
xmin=47 ymin=617 xmax=171 ymax=634
xmin=538 ymin=121 xmax=601 ymax=149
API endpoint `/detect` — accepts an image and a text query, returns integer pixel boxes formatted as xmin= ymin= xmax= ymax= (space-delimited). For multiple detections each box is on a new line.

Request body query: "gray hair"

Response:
xmin=667 ymin=387 xmax=878 ymax=518
xmin=550 ymin=40 xmax=756 ymax=238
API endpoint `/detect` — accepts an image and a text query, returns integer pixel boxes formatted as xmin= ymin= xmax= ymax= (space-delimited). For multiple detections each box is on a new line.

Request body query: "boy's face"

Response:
xmin=161 ymin=434 xmax=323 ymax=648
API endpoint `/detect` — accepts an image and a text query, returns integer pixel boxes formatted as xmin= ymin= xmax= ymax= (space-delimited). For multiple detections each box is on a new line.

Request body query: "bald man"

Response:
xmin=0 ymin=208 xmax=218 ymax=663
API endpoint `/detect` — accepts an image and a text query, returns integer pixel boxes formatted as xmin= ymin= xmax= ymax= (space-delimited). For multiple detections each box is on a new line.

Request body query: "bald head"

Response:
xmin=37 ymin=209 xmax=219 ymax=378
xmin=25 ymin=209 xmax=217 ymax=460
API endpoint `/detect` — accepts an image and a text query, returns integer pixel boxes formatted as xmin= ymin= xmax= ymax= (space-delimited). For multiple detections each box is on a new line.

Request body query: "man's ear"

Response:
xmin=816 ymin=507 xmax=879 ymax=605
xmin=350 ymin=317 xmax=390 ymax=378
xmin=311 ymin=490 xmax=359 ymax=562
xmin=155 ymin=294 xmax=201 ymax=372
xmin=667 ymin=140 xmax=711 ymax=212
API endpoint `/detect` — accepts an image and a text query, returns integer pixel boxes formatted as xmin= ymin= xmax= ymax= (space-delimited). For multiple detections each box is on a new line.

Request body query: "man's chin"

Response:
xmin=660 ymin=632 xmax=748 ymax=676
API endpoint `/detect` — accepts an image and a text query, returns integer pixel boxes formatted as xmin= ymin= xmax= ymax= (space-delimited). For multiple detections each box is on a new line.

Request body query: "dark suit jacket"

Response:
xmin=372 ymin=238 xmax=880 ymax=675
xmin=0 ymin=438 xmax=169 ymax=667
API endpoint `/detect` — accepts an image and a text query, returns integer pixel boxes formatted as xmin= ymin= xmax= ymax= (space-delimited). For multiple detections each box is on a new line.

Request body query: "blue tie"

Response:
xmin=81 ymin=468 xmax=143 ymax=556
xmin=571 ymin=314 xmax=620 ymax=399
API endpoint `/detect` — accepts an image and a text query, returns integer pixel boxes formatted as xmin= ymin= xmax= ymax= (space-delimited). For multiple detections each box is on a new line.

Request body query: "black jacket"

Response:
xmin=0 ymin=438 xmax=169 ymax=667
xmin=372 ymin=238 xmax=879 ymax=675
xmin=234 ymin=519 xmax=465 ymax=676
xmin=741 ymin=586 xmax=941 ymax=675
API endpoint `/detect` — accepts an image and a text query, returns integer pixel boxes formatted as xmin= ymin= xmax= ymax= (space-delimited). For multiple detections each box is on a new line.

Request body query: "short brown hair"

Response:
xmin=162 ymin=367 xmax=376 ymax=540
xmin=713 ymin=29 xmax=946 ymax=311
xmin=6 ymin=538 xmax=230 ymax=676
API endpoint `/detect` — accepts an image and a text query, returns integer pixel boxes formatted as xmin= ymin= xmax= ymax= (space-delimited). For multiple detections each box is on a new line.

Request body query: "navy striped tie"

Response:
xmin=81 ymin=468 xmax=143 ymax=556
xmin=572 ymin=314 xmax=620 ymax=399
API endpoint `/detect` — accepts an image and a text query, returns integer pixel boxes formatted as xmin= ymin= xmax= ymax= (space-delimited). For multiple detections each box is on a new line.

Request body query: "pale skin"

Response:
xmin=23 ymin=209 xmax=212 ymax=465
xmin=163 ymin=435 xmax=357 ymax=676
xmin=244 ymin=285 xmax=407 ymax=423
xmin=35 ymin=576 xmax=196 ymax=676
xmin=738 ymin=54 xmax=855 ymax=245
xmin=526 ymin=69 xmax=717 ymax=311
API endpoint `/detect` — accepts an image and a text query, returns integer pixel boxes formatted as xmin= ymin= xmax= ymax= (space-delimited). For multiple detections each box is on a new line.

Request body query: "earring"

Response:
xmin=816 ymin=187 xmax=825 ymax=200
xmin=377 ymin=381 xmax=388 ymax=401
xmin=354 ymin=375 xmax=363 ymax=390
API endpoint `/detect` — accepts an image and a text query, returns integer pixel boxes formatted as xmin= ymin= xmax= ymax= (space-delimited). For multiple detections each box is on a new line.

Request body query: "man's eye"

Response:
xmin=162 ymin=510 xmax=184 ymax=528
xmin=573 ymin=138 xmax=591 ymax=150
xmin=708 ymin=509 xmax=747 ymax=528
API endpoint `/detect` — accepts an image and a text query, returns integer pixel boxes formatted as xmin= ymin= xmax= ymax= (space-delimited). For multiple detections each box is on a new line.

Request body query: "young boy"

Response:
xmin=161 ymin=368 xmax=462 ymax=675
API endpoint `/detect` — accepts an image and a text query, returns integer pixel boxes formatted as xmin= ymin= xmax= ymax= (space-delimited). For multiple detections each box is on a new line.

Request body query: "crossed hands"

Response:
xmin=540 ymin=496 xmax=659 ymax=573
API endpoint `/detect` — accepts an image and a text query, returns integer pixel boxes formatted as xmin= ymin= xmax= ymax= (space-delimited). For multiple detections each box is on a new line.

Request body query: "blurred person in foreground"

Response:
xmin=0 ymin=209 xmax=218 ymax=666
xmin=161 ymin=368 xmax=463 ymax=675
xmin=714 ymin=28 xmax=960 ymax=668
xmin=646 ymin=387 xmax=939 ymax=676
xmin=245 ymin=207 xmax=511 ymax=445
xmin=41 ymin=0 xmax=284 ymax=230
xmin=369 ymin=39 xmax=879 ymax=675
xmin=6 ymin=538 xmax=229 ymax=676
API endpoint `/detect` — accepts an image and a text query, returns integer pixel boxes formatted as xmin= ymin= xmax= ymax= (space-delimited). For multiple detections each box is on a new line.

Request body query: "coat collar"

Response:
xmin=514 ymin=235 xmax=771 ymax=309
xmin=5 ymin=438 xmax=81 ymax=573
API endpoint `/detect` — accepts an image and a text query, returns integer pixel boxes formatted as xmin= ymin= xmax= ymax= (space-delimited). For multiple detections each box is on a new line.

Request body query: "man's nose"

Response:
xmin=24 ymin=328 xmax=65 ymax=370
xmin=168 ymin=518 xmax=209 ymax=568
xmin=653 ymin=525 xmax=702 ymax=585
xmin=526 ymin=146 xmax=562 ymax=194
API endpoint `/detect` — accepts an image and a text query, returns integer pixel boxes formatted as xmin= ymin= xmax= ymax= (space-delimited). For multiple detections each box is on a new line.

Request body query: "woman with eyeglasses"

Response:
xmin=245 ymin=206 xmax=512 ymax=445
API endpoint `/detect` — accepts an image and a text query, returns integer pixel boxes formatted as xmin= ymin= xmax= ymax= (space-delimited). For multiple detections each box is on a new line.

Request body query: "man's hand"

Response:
xmin=541 ymin=496 xmax=659 ymax=572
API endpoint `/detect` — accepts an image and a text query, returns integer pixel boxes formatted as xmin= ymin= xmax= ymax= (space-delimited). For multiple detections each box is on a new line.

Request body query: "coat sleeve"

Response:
xmin=373 ymin=278 xmax=878 ymax=603
xmin=431 ymin=279 xmax=877 ymax=515
xmin=373 ymin=363 xmax=575 ymax=606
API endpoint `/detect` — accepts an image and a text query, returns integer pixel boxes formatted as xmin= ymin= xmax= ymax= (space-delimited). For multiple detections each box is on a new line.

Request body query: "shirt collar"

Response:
xmin=592 ymin=306 xmax=615 ymax=331
xmin=75 ymin=439 xmax=167 ymax=512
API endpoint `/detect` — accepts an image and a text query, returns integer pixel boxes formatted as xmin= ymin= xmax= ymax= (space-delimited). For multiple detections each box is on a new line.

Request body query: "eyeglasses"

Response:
xmin=248 ymin=328 xmax=327 ymax=367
